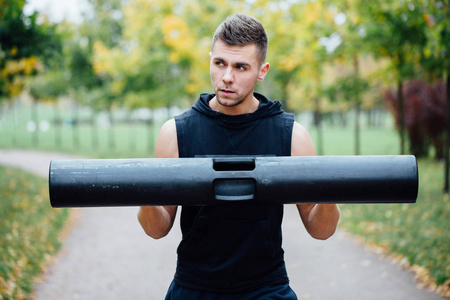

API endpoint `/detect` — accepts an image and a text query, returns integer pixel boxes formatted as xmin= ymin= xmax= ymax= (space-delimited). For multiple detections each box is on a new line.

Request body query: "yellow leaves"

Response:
xmin=162 ymin=15 xmax=194 ymax=63
xmin=305 ymin=2 xmax=321 ymax=25
xmin=278 ymin=54 xmax=299 ymax=72
xmin=274 ymin=21 xmax=289 ymax=36
xmin=92 ymin=41 xmax=110 ymax=76
xmin=3 ymin=57 xmax=42 ymax=76
xmin=1 ymin=56 xmax=43 ymax=97
xmin=413 ymin=264 xmax=450 ymax=297
xmin=186 ymin=67 xmax=207 ymax=95
xmin=162 ymin=15 xmax=187 ymax=45
xmin=111 ymin=79 xmax=125 ymax=96
xmin=10 ymin=46 xmax=18 ymax=57
xmin=186 ymin=82 xmax=199 ymax=95
xmin=93 ymin=41 xmax=129 ymax=81
xmin=123 ymin=0 xmax=170 ymax=44
xmin=0 ymin=167 xmax=69 ymax=300
xmin=169 ymin=52 xmax=180 ymax=63
xmin=304 ymin=1 xmax=332 ymax=25
xmin=0 ymin=276 xmax=26 ymax=300
xmin=123 ymin=0 xmax=159 ymax=39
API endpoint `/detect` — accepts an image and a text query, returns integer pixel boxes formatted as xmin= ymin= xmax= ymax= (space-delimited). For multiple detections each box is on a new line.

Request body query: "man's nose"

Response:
xmin=222 ymin=67 xmax=234 ymax=84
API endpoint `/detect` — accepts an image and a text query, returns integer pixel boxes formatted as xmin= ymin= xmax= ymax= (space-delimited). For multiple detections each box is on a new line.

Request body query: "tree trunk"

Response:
xmin=314 ymin=97 xmax=323 ymax=155
xmin=12 ymin=97 xmax=18 ymax=146
xmin=355 ymin=104 xmax=361 ymax=155
xmin=32 ymin=98 xmax=39 ymax=146
xmin=128 ymin=109 xmax=136 ymax=152
xmin=353 ymin=55 xmax=361 ymax=155
xmin=108 ymin=108 xmax=115 ymax=150
xmin=397 ymin=80 xmax=405 ymax=155
xmin=444 ymin=72 xmax=450 ymax=193
xmin=147 ymin=110 xmax=154 ymax=152
xmin=72 ymin=101 xmax=80 ymax=149
xmin=54 ymin=101 xmax=62 ymax=147
xmin=91 ymin=110 xmax=99 ymax=150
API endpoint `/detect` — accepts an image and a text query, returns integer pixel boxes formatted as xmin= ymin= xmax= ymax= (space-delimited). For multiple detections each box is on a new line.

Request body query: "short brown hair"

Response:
xmin=212 ymin=13 xmax=268 ymax=64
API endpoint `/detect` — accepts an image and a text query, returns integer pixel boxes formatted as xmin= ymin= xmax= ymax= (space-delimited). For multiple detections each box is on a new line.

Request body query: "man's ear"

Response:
xmin=257 ymin=62 xmax=270 ymax=82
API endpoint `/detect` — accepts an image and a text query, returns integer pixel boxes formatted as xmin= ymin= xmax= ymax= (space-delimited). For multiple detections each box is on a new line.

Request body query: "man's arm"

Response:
xmin=291 ymin=121 xmax=340 ymax=240
xmin=137 ymin=119 xmax=179 ymax=239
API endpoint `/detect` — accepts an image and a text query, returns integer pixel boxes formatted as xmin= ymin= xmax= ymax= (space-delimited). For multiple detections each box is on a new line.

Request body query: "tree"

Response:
xmin=91 ymin=0 xmax=237 ymax=112
xmin=328 ymin=0 xmax=371 ymax=155
xmin=385 ymin=79 xmax=446 ymax=159
xmin=357 ymin=0 xmax=427 ymax=154
xmin=420 ymin=0 xmax=450 ymax=191
xmin=333 ymin=73 xmax=369 ymax=154
xmin=0 ymin=0 xmax=62 ymax=102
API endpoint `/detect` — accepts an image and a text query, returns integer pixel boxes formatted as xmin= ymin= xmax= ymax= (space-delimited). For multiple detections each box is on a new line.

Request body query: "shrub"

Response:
xmin=385 ymin=79 xmax=446 ymax=159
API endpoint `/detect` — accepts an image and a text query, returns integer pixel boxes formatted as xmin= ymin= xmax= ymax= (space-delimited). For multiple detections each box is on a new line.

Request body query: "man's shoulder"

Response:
xmin=174 ymin=107 xmax=204 ymax=124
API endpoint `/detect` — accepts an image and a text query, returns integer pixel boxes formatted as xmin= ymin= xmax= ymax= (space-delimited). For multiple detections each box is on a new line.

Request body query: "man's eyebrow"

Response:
xmin=213 ymin=57 xmax=251 ymax=67
xmin=213 ymin=56 xmax=250 ymax=66
xmin=235 ymin=61 xmax=251 ymax=67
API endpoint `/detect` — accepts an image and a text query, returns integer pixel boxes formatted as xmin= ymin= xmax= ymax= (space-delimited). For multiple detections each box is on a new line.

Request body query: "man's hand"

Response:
xmin=291 ymin=121 xmax=340 ymax=240
xmin=137 ymin=119 xmax=179 ymax=239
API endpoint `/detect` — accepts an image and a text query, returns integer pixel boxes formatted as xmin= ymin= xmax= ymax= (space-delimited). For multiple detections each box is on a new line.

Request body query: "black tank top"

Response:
xmin=174 ymin=93 xmax=294 ymax=293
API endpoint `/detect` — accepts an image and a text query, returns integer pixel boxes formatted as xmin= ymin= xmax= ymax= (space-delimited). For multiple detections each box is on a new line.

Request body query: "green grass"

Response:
xmin=0 ymin=167 xmax=69 ymax=300
xmin=339 ymin=159 xmax=450 ymax=288
xmin=309 ymin=126 xmax=400 ymax=155
xmin=0 ymin=101 xmax=164 ymax=158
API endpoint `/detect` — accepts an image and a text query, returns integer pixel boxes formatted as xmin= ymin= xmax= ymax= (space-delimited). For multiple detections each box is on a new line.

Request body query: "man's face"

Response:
xmin=210 ymin=39 xmax=269 ymax=108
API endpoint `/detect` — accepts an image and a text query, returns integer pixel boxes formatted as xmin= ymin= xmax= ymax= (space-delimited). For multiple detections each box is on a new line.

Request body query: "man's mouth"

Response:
xmin=220 ymin=89 xmax=235 ymax=95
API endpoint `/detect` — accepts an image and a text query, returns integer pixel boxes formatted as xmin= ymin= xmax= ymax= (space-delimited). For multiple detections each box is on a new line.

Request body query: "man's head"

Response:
xmin=212 ymin=13 xmax=268 ymax=66
xmin=209 ymin=14 xmax=270 ymax=113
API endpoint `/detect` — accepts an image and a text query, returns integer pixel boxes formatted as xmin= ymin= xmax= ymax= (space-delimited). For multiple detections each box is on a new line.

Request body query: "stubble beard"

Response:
xmin=216 ymin=94 xmax=245 ymax=107
xmin=215 ymin=89 xmax=254 ymax=108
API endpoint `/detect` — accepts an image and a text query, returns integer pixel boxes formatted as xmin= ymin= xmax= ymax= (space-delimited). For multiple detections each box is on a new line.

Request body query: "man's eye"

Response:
xmin=215 ymin=61 xmax=224 ymax=66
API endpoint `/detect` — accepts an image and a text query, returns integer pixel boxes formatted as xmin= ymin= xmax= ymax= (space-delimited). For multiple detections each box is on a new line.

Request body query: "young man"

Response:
xmin=138 ymin=13 xmax=340 ymax=299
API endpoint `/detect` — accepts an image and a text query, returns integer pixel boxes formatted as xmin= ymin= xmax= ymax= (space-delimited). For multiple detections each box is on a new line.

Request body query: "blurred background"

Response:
xmin=0 ymin=0 xmax=449 ymax=299
xmin=0 ymin=0 xmax=448 ymax=160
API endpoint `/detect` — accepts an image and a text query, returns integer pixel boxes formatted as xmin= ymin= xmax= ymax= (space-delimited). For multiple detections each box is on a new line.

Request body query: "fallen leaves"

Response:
xmin=0 ymin=167 xmax=69 ymax=300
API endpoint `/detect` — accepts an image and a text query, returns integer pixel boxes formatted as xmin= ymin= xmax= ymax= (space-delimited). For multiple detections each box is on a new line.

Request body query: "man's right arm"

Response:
xmin=137 ymin=119 xmax=179 ymax=239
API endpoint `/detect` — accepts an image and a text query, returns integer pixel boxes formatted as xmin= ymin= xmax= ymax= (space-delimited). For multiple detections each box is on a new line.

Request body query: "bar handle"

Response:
xmin=214 ymin=179 xmax=255 ymax=201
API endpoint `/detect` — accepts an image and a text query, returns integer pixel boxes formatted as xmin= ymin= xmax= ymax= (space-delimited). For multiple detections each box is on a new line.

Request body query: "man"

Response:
xmin=138 ymin=13 xmax=340 ymax=299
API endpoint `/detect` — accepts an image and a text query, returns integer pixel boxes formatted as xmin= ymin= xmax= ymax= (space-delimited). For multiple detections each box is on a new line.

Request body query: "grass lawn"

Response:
xmin=0 ymin=167 xmax=69 ymax=300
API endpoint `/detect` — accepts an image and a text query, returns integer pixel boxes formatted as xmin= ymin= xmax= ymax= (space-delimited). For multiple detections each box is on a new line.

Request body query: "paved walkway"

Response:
xmin=0 ymin=149 xmax=443 ymax=300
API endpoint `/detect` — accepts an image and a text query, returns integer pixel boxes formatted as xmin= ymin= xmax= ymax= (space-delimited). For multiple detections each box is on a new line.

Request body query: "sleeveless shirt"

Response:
xmin=173 ymin=93 xmax=294 ymax=293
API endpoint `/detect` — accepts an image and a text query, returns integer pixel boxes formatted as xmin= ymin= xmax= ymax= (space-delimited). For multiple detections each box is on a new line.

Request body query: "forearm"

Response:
xmin=297 ymin=203 xmax=340 ymax=240
xmin=138 ymin=206 xmax=177 ymax=239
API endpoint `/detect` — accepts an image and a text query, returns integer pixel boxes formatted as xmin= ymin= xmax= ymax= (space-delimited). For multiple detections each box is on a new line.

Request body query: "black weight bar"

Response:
xmin=49 ymin=155 xmax=418 ymax=208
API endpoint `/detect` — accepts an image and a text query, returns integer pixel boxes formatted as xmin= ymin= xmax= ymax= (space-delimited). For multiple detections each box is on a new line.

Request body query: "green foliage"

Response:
xmin=23 ymin=0 xmax=446 ymax=117
xmin=28 ymin=71 xmax=69 ymax=101
xmin=332 ymin=74 xmax=369 ymax=104
xmin=421 ymin=0 xmax=450 ymax=80
xmin=0 ymin=167 xmax=69 ymax=300
xmin=0 ymin=0 xmax=62 ymax=101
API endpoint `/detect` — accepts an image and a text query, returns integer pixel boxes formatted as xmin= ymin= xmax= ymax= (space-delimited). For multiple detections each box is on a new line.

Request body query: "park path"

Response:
xmin=0 ymin=149 xmax=443 ymax=300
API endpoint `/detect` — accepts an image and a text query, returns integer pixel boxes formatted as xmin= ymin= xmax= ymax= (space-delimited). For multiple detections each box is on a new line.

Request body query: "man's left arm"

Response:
xmin=291 ymin=121 xmax=340 ymax=240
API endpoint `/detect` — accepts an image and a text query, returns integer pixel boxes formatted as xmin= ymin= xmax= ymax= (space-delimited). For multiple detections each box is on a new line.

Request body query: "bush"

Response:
xmin=385 ymin=79 xmax=446 ymax=159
